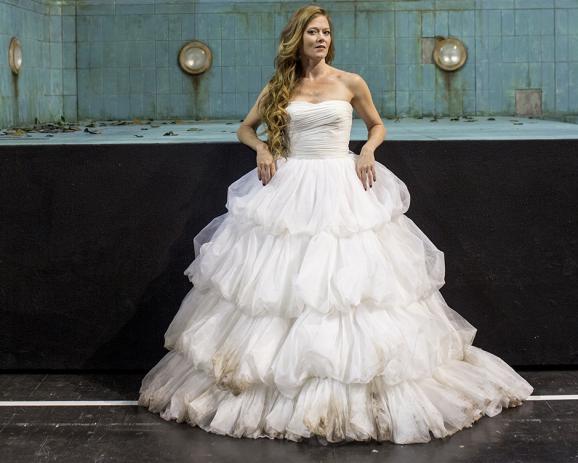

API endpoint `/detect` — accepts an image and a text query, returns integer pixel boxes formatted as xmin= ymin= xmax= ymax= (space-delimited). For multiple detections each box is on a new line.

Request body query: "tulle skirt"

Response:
xmin=138 ymin=151 xmax=534 ymax=444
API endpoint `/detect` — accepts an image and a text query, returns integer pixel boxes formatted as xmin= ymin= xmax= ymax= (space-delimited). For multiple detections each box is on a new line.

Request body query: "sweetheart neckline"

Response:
xmin=288 ymin=99 xmax=352 ymax=108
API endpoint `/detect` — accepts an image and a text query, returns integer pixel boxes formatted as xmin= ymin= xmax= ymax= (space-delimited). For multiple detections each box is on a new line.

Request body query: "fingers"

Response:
xmin=259 ymin=162 xmax=276 ymax=186
xmin=356 ymin=162 xmax=377 ymax=191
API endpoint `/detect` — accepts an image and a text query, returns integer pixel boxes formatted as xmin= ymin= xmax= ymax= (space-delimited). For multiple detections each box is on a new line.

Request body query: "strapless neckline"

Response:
xmin=288 ymin=99 xmax=352 ymax=109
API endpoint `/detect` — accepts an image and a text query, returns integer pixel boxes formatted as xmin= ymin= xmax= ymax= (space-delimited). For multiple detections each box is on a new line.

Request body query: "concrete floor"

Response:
xmin=0 ymin=116 xmax=577 ymax=145
xmin=0 ymin=371 xmax=576 ymax=462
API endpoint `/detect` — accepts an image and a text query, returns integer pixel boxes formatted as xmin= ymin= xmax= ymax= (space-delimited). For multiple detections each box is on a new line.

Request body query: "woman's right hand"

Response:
xmin=256 ymin=142 xmax=277 ymax=186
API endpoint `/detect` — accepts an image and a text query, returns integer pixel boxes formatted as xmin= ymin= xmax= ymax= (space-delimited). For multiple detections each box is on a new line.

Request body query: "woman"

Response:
xmin=139 ymin=5 xmax=534 ymax=444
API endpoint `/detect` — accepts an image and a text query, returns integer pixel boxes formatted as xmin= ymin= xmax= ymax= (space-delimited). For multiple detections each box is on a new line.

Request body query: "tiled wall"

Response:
xmin=0 ymin=0 xmax=67 ymax=127
xmin=1 ymin=0 xmax=578 ymax=126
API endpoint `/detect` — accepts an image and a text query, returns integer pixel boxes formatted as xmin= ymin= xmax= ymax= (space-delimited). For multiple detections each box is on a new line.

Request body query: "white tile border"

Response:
xmin=0 ymin=395 xmax=576 ymax=406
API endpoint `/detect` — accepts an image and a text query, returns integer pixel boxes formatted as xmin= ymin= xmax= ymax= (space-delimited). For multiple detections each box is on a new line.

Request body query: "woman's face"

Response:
xmin=300 ymin=15 xmax=331 ymax=61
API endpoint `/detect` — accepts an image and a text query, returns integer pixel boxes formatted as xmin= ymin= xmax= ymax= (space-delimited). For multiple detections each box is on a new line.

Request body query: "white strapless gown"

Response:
xmin=138 ymin=99 xmax=534 ymax=444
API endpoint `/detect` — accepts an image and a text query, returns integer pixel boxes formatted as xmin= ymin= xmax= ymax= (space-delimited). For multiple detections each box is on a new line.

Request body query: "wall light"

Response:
xmin=9 ymin=37 xmax=22 ymax=75
xmin=178 ymin=41 xmax=212 ymax=75
xmin=433 ymin=37 xmax=467 ymax=72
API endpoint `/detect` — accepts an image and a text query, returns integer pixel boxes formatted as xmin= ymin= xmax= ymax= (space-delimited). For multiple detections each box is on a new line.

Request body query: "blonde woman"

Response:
xmin=139 ymin=4 xmax=533 ymax=445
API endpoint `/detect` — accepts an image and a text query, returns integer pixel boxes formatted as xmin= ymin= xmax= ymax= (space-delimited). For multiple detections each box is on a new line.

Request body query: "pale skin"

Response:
xmin=236 ymin=14 xmax=386 ymax=191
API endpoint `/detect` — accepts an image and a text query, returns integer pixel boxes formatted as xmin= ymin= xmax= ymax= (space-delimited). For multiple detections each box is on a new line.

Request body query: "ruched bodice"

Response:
xmin=287 ymin=100 xmax=354 ymax=159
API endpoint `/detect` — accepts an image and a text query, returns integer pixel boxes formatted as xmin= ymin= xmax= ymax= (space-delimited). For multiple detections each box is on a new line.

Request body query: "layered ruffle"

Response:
xmin=162 ymin=284 xmax=477 ymax=398
xmin=140 ymin=154 xmax=534 ymax=444
xmin=139 ymin=345 xmax=533 ymax=444
xmin=185 ymin=156 xmax=443 ymax=319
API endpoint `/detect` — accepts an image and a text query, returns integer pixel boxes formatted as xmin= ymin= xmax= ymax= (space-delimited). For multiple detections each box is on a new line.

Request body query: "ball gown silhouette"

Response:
xmin=138 ymin=99 xmax=534 ymax=444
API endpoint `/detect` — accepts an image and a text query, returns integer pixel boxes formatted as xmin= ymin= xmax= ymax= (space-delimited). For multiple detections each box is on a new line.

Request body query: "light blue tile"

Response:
xmin=222 ymin=92 xmax=236 ymax=117
xmin=129 ymin=41 xmax=141 ymax=67
xmin=355 ymin=38 xmax=369 ymax=65
xmin=502 ymin=36 xmax=516 ymax=62
xmin=396 ymin=65 xmax=409 ymax=90
xmin=50 ymin=41 xmax=62 ymax=69
xmin=260 ymin=39 xmax=275 ymax=66
xmin=221 ymin=39 xmax=235 ymax=66
xmin=542 ymin=62 xmax=556 ymax=89
xmin=340 ymin=37 xmax=357 ymax=65
xmin=408 ymin=64 xmax=421 ymax=89
xmin=62 ymin=42 xmax=75 ymax=68
xmin=77 ymin=43 xmax=89 ymax=69
xmin=396 ymin=37 xmax=418 ymax=64
xmin=63 ymin=95 xmax=77 ymax=121
xmin=408 ymin=91 xmax=422 ymax=116
xmin=142 ymin=68 xmax=156 ymax=94
xmin=129 ymin=67 xmax=144 ymax=95
xmin=168 ymin=68 xmax=183 ymax=95
xmin=569 ymin=62 xmax=578 ymax=105
xmin=117 ymin=4 xmax=154 ymax=15
xmin=116 ymin=95 xmax=130 ymax=119
xmin=236 ymin=92 xmax=249 ymax=115
xmin=434 ymin=11 xmax=449 ymax=36
xmin=555 ymin=62 xmax=569 ymax=97
xmin=488 ymin=62 xmax=503 ymax=90
xmin=156 ymin=68 xmax=170 ymax=94
xmin=528 ymin=35 xmax=541 ymax=62
xmin=168 ymin=15 xmax=181 ymax=39
xmin=143 ymin=94 xmax=156 ymax=116
xmin=555 ymin=9 xmax=569 ymax=35
xmin=49 ymin=69 xmax=62 ymax=96
xmin=541 ymin=87 xmax=555 ymax=112
xmin=515 ymin=0 xmax=554 ymax=7
xmin=248 ymin=66 xmax=258 ymax=97
xmin=396 ymin=91 xmax=409 ymax=115
xmin=141 ymin=41 xmax=156 ymax=68
xmin=420 ymin=64 xmax=435 ymax=91
xmin=395 ymin=11 xmax=409 ymax=37
xmin=355 ymin=11 xmax=370 ymax=38
xmin=568 ymin=35 xmax=578 ymax=61
xmin=501 ymin=10 xmax=514 ymax=36
xmin=539 ymin=9 xmax=554 ymax=35
xmin=384 ymin=65 xmax=396 ymax=90
xmin=180 ymin=14 xmax=195 ymax=40
xmin=541 ymin=35 xmax=555 ymax=62
xmin=234 ymin=39 xmax=249 ymax=66
xmin=235 ymin=14 xmax=249 ymax=40
xmin=422 ymin=11 xmax=434 ymax=36
xmin=62 ymin=15 xmax=75 ymax=42
xmin=448 ymin=10 xmax=464 ymax=36
xmin=422 ymin=91 xmax=435 ymax=114
xmin=236 ymin=66 xmax=249 ymax=93
xmin=222 ymin=66 xmax=235 ymax=93
xmin=155 ymin=41 xmax=169 ymax=68
xmin=556 ymin=35 xmax=568 ymax=61
xmin=529 ymin=62 xmax=542 ymax=86
xmin=475 ymin=60 xmax=489 ymax=92
xmin=513 ymin=35 xmax=529 ymax=63
xmin=515 ymin=10 xmax=531 ymax=35
xmin=555 ymin=0 xmax=578 ymax=8
xmin=63 ymin=69 xmax=76 ymax=95
xmin=130 ymin=94 xmax=144 ymax=116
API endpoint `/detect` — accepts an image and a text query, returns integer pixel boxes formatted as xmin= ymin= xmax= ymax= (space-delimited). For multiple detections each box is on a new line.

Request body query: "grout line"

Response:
xmin=0 ymin=395 xmax=577 ymax=407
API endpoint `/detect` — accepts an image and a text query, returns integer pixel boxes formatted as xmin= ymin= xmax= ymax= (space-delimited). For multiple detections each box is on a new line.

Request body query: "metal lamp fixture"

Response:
xmin=8 ymin=37 xmax=22 ymax=75
xmin=178 ymin=41 xmax=212 ymax=75
xmin=433 ymin=37 xmax=467 ymax=72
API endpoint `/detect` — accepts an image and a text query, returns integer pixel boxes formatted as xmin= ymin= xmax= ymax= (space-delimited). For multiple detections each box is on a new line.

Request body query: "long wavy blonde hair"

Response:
xmin=257 ymin=5 xmax=335 ymax=161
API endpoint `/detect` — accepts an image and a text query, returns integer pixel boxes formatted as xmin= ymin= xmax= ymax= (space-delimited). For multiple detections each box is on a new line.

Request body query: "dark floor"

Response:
xmin=0 ymin=370 xmax=576 ymax=463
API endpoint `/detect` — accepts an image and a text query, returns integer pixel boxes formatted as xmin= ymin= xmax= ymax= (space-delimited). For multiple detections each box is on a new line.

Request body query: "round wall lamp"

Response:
xmin=178 ymin=41 xmax=212 ymax=75
xmin=433 ymin=37 xmax=467 ymax=72
xmin=8 ymin=37 xmax=22 ymax=75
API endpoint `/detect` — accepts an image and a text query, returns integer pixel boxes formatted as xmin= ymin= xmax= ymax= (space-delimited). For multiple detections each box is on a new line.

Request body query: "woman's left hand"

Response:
xmin=355 ymin=146 xmax=377 ymax=190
